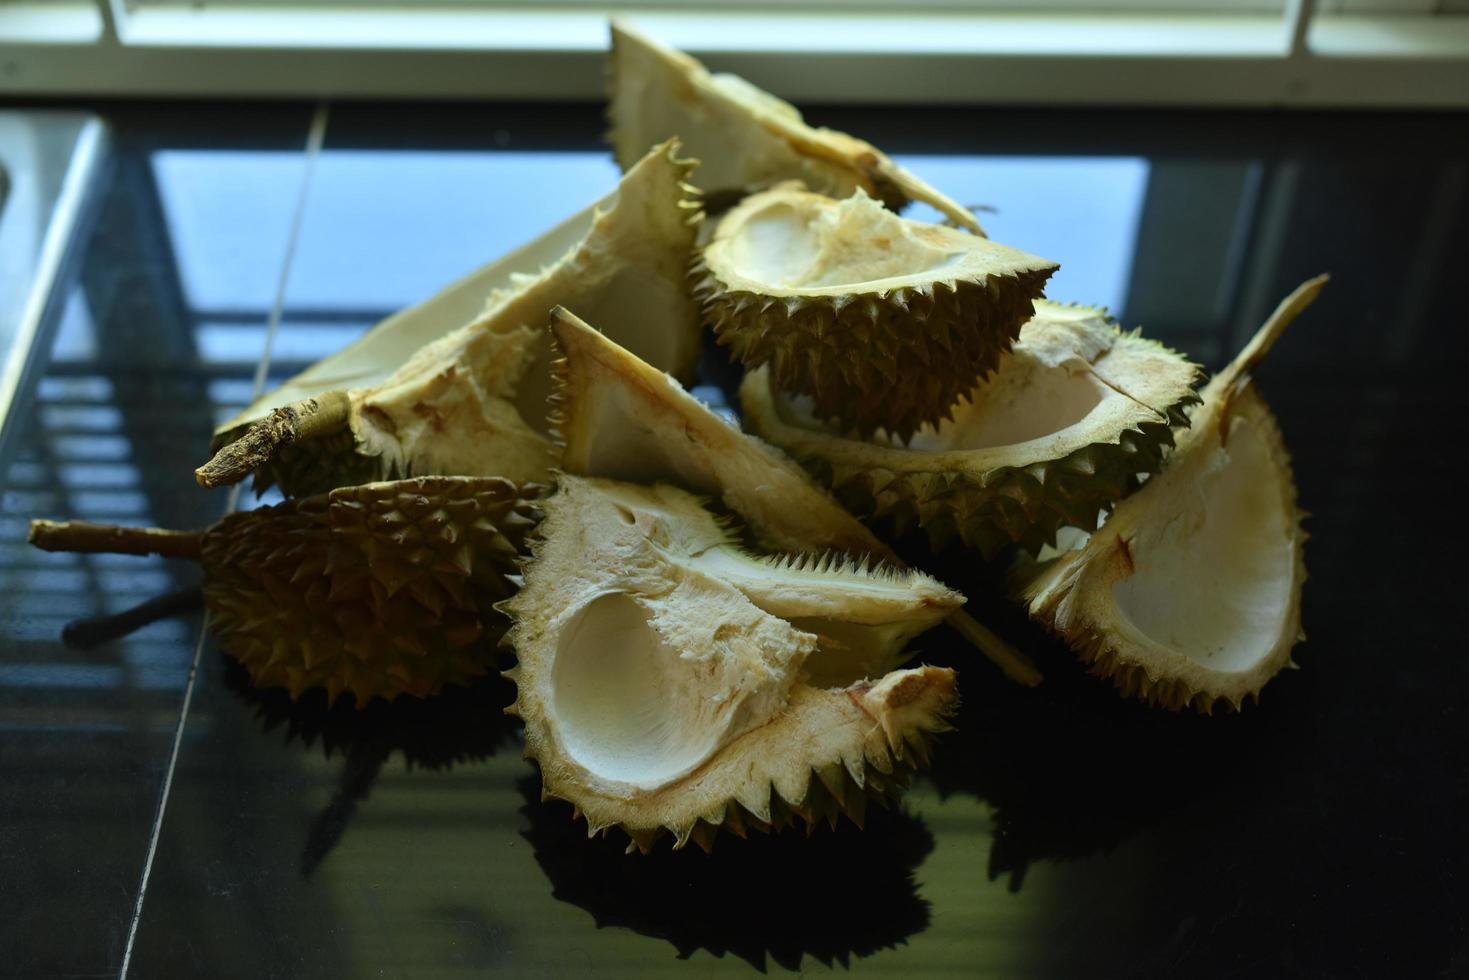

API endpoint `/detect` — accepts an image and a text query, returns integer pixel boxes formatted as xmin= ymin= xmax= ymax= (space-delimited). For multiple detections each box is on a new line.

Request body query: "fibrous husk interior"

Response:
xmin=1109 ymin=388 xmax=1296 ymax=671
xmin=705 ymin=185 xmax=1042 ymax=296
xmin=1018 ymin=276 xmax=1324 ymax=711
xmin=505 ymin=475 xmax=960 ymax=850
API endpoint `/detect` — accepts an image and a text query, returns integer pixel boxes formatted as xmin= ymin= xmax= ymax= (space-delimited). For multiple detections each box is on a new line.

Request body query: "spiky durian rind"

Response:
xmin=247 ymin=427 xmax=389 ymax=499
xmin=694 ymin=255 xmax=1054 ymax=441
xmin=210 ymin=139 xmax=703 ymax=500
xmin=830 ymin=417 xmax=1191 ymax=559
xmin=204 ymin=476 xmax=542 ymax=706
xmin=1016 ymin=385 xmax=1307 ymax=714
xmin=503 ymin=475 xmax=959 ymax=851
xmin=509 ymin=661 xmax=957 ymax=854
xmin=739 ymin=320 xmax=1202 ymax=557
xmin=1012 ymin=277 xmax=1324 ymax=712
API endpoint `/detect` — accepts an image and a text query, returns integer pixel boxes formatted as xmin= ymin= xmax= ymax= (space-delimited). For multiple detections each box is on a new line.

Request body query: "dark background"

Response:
xmin=0 ymin=100 xmax=1465 ymax=978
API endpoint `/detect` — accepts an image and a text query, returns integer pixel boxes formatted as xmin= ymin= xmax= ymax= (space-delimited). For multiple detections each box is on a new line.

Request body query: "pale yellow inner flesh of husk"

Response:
xmin=776 ymin=359 xmax=1113 ymax=453
xmin=511 ymin=266 xmax=689 ymax=437
xmin=1110 ymin=415 xmax=1292 ymax=673
xmin=909 ymin=368 xmax=1108 ymax=451
xmin=687 ymin=546 xmax=951 ymax=686
xmin=625 ymin=72 xmax=804 ymax=194
xmin=547 ymin=549 xmax=933 ymax=791
xmin=728 ymin=192 xmax=964 ymax=290
xmin=569 ymin=377 xmax=717 ymax=490
xmin=551 ymin=593 xmax=785 ymax=791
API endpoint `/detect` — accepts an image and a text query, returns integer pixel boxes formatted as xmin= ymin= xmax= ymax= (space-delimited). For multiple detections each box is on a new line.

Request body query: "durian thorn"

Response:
xmin=28 ymin=520 xmax=204 ymax=561
xmin=1220 ymin=274 xmax=1329 ymax=394
xmin=194 ymin=389 xmax=352 ymax=489
xmin=945 ymin=610 xmax=1043 ymax=687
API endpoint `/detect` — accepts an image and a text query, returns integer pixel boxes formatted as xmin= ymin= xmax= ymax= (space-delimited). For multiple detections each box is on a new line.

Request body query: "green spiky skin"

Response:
xmin=203 ymin=421 xmax=388 ymax=501
xmin=202 ymin=476 xmax=540 ymax=706
xmin=811 ymin=393 xmax=1199 ymax=558
xmin=693 ymin=256 xmax=1053 ymax=440
xmin=247 ymin=428 xmax=389 ymax=500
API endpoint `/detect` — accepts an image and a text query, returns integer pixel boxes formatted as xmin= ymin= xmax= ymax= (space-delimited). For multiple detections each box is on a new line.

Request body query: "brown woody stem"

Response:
xmin=194 ymin=389 xmax=352 ymax=489
xmin=946 ymin=610 xmax=1043 ymax=687
xmin=28 ymin=520 xmax=204 ymax=560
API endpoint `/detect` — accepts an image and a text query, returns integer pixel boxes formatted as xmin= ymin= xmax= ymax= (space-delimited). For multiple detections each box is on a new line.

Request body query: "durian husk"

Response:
xmin=741 ymin=301 xmax=1202 ymax=557
xmin=608 ymin=20 xmax=984 ymax=233
xmin=30 ymin=477 xmax=542 ymax=706
xmin=1013 ymin=276 xmax=1326 ymax=712
xmin=503 ymin=474 xmax=960 ymax=852
xmin=546 ymin=306 xmax=1042 ymax=686
xmin=204 ymin=139 xmax=703 ymax=497
xmin=695 ymin=185 xmax=1057 ymax=439
xmin=550 ymin=477 xmax=964 ymax=683
xmin=548 ymin=305 xmax=894 ymax=561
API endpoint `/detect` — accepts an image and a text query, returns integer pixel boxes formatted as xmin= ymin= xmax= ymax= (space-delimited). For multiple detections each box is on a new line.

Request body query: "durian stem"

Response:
xmin=1222 ymin=274 xmax=1329 ymax=388
xmin=62 ymin=587 xmax=204 ymax=649
xmin=194 ymin=390 xmax=352 ymax=489
xmin=28 ymin=520 xmax=203 ymax=560
xmin=945 ymin=610 xmax=1043 ymax=687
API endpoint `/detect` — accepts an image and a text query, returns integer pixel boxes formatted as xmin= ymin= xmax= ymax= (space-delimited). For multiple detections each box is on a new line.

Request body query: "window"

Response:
xmin=2 ymin=0 xmax=1467 ymax=104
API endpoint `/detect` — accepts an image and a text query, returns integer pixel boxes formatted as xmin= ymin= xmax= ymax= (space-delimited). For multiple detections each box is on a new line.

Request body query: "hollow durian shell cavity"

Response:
xmin=504 ymin=475 xmax=960 ymax=852
xmin=741 ymin=301 xmax=1202 ymax=556
xmin=608 ymin=21 xmax=984 ymax=233
xmin=1016 ymin=277 xmax=1325 ymax=712
xmin=204 ymin=476 xmax=540 ymax=705
xmin=212 ymin=139 xmax=703 ymax=498
xmin=696 ymin=185 xmax=1058 ymax=439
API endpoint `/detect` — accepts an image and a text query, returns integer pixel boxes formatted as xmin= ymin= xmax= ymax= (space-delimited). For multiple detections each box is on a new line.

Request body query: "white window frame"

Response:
xmin=2 ymin=0 xmax=1467 ymax=106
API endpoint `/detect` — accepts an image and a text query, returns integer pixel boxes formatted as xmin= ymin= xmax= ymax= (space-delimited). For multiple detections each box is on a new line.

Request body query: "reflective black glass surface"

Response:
xmin=0 ymin=99 xmax=1465 ymax=979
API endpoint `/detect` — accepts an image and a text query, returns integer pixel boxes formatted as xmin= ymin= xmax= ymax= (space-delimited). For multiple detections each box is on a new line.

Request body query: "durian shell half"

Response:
xmin=1013 ymin=277 xmax=1325 ymax=712
xmin=695 ymin=185 xmax=1057 ymax=439
xmin=29 ymin=477 xmax=543 ymax=705
xmin=206 ymin=476 xmax=541 ymax=705
xmin=740 ymin=301 xmax=1202 ymax=557
xmin=213 ymin=139 xmax=703 ymax=498
xmin=608 ymin=20 xmax=984 ymax=233
xmin=503 ymin=474 xmax=959 ymax=852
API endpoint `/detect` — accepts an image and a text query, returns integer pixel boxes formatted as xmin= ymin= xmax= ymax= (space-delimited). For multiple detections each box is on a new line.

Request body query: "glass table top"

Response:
xmin=0 ymin=98 xmax=1465 ymax=979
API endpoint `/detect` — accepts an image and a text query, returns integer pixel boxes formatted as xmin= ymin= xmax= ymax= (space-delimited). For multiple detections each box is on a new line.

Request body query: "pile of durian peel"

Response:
xmin=27 ymin=23 xmax=1326 ymax=854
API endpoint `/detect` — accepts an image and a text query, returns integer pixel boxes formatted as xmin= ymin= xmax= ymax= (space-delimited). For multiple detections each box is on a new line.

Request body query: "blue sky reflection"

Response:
xmin=897 ymin=155 xmax=1150 ymax=316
